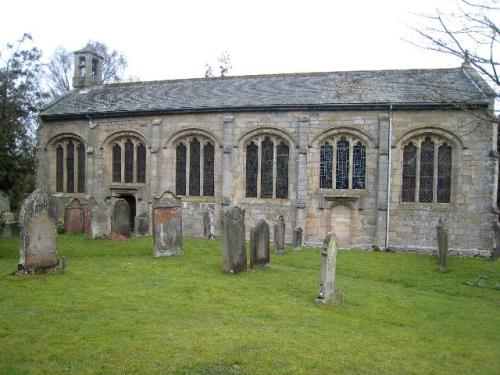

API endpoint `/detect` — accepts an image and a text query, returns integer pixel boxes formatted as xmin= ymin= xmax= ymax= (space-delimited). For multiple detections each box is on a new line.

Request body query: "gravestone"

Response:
xmin=108 ymin=198 xmax=130 ymax=237
xmin=18 ymin=190 xmax=58 ymax=273
xmin=90 ymin=200 xmax=111 ymax=239
xmin=83 ymin=196 xmax=97 ymax=234
xmin=203 ymin=210 xmax=215 ymax=239
xmin=274 ymin=215 xmax=285 ymax=254
xmin=315 ymin=232 xmax=340 ymax=304
xmin=64 ymin=198 xmax=83 ymax=233
xmin=250 ymin=219 xmax=270 ymax=268
xmin=493 ymin=222 xmax=500 ymax=259
xmin=135 ymin=212 xmax=150 ymax=237
xmin=221 ymin=205 xmax=247 ymax=274
xmin=436 ymin=218 xmax=448 ymax=273
xmin=153 ymin=191 xmax=183 ymax=257
xmin=0 ymin=190 xmax=10 ymax=212
xmin=1 ymin=211 xmax=16 ymax=239
xmin=293 ymin=227 xmax=303 ymax=249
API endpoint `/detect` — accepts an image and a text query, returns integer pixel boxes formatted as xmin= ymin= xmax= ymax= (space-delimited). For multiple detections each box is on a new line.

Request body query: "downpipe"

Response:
xmin=385 ymin=104 xmax=393 ymax=250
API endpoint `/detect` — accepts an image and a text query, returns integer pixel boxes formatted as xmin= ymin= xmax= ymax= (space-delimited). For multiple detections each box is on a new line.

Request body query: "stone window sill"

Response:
xmin=178 ymin=195 xmax=216 ymax=203
xmin=398 ymin=202 xmax=452 ymax=210
xmin=318 ymin=189 xmax=369 ymax=200
xmin=242 ymin=197 xmax=290 ymax=205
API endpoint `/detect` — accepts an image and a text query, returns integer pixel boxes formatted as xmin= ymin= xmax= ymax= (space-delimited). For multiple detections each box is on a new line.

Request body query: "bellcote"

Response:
xmin=72 ymin=48 xmax=103 ymax=89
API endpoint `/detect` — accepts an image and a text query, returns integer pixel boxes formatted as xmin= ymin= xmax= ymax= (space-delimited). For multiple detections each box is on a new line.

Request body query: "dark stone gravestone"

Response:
xmin=250 ymin=219 xmax=270 ymax=268
xmin=203 ymin=210 xmax=215 ymax=239
xmin=18 ymin=190 xmax=58 ymax=273
xmin=153 ymin=191 xmax=183 ymax=257
xmin=135 ymin=212 xmax=150 ymax=237
xmin=108 ymin=198 xmax=130 ymax=237
xmin=315 ymin=232 xmax=340 ymax=304
xmin=274 ymin=215 xmax=285 ymax=254
xmin=492 ymin=222 xmax=500 ymax=259
xmin=436 ymin=218 xmax=448 ymax=273
xmin=221 ymin=205 xmax=247 ymax=274
xmin=64 ymin=198 xmax=83 ymax=233
xmin=90 ymin=200 xmax=111 ymax=239
xmin=1 ymin=211 xmax=16 ymax=239
xmin=293 ymin=227 xmax=303 ymax=249
xmin=83 ymin=196 xmax=97 ymax=234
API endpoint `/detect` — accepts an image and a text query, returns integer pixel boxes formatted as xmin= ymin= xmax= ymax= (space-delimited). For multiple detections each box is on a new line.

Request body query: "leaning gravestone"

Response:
xmin=135 ymin=212 xmax=150 ymax=237
xmin=90 ymin=200 xmax=111 ymax=239
xmin=221 ymin=205 xmax=247 ymax=274
xmin=436 ymin=218 xmax=448 ymax=273
xmin=83 ymin=196 xmax=97 ymax=234
xmin=18 ymin=190 xmax=58 ymax=273
xmin=274 ymin=215 xmax=285 ymax=254
xmin=315 ymin=232 xmax=342 ymax=304
xmin=1 ymin=211 xmax=16 ymax=239
xmin=203 ymin=210 xmax=215 ymax=239
xmin=108 ymin=198 xmax=130 ymax=237
xmin=293 ymin=227 xmax=303 ymax=249
xmin=250 ymin=219 xmax=270 ymax=268
xmin=153 ymin=191 xmax=183 ymax=257
xmin=64 ymin=198 xmax=83 ymax=233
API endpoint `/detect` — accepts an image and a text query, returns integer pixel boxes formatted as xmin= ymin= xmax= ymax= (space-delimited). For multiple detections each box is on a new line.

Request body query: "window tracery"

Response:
xmin=110 ymin=136 xmax=147 ymax=184
xmin=54 ymin=138 xmax=86 ymax=193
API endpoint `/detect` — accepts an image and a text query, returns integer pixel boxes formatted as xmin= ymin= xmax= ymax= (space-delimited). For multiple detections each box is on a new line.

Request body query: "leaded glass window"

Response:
xmin=402 ymin=143 xmax=417 ymax=202
xmin=352 ymin=142 xmax=366 ymax=189
xmin=189 ymin=138 xmax=201 ymax=196
xmin=176 ymin=143 xmax=187 ymax=195
xmin=203 ymin=143 xmax=215 ymax=196
xmin=437 ymin=144 xmax=452 ymax=203
xmin=137 ymin=143 xmax=146 ymax=183
xmin=77 ymin=144 xmax=85 ymax=193
xmin=112 ymin=144 xmax=121 ymax=183
xmin=124 ymin=139 xmax=134 ymax=183
xmin=419 ymin=137 xmax=434 ymax=203
xmin=336 ymin=138 xmax=349 ymax=189
xmin=56 ymin=145 xmax=63 ymax=192
xmin=246 ymin=142 xmax=258 ymax=197
xmin=66 ymin=141 xmax=75 ymax=193
xmin=320 ymin=143 xmax=333 ymax=189
xmin=276 ymin=142 xmax=289 ymax=199
xmin=261 ymin=137 xmax=274 ymax=198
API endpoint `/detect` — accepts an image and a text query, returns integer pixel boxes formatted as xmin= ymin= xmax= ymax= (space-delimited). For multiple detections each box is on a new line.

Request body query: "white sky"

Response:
xmin=2 ymin=0 xmax=461 ymax=81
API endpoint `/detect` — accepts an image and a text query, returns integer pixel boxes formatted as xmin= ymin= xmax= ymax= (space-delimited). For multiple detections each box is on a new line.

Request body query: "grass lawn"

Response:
xmin=0 ymin=234 xmax=499 ymax=374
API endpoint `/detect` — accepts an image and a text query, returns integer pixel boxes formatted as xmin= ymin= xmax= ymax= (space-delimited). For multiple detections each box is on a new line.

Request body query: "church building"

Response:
xmin=37 ymin=48 xmax=498 ymax=256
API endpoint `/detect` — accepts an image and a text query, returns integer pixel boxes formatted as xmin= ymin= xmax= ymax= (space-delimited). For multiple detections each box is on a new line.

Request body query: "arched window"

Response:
xmin=401 ymin=135 xmax=452 ymax=203
xmin=109 ymin=135 xmax=147 ymax=184
xmin=54 ymin=138 xmax=86 ymax=193
xmin=245 ymin=135 xmax=289 ymax=199
xmin=175 ymin=136 xmax=215 ymax=197
xmin=319 ymin=135 xmax=366 ymax=190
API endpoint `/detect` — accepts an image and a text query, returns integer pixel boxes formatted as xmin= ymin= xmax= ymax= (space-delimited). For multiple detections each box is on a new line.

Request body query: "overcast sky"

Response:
xmin=2 ymin=0 xmax=461 ymax=81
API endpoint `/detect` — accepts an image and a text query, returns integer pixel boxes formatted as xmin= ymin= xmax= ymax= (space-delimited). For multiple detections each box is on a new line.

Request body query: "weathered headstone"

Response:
xmin=90 ymin=200 xmax=111 ymax=239
xmin=221 ymin=205 xmax=247 ymax=274
xmin=436 ymin=218 xmax=448 ymax=273
xmin=83 ymin=196 xmax=97 ymax=234
xmin=108 ymin=198 xmax=130 ymax=237
xmin=64 ymin=198 xmax=83 ymax=233
xmin=315 ymin=232 xmax=341 ymax=304
xmin=250 ymin=219 xmax=270 ymax=268
xmin=203 ymin=210 xmax=215 ymax=239
xmin=18 ymin=190 xmax=58 ymax=273
xmin=0 ymin=190 xmax=10 ymax=212
xmin=274 ymin=215 xmax=285 ymax=254
xmin=153 ymin=191 xmax=183 ymax=257
xmin=1 ymin=211 xmax=16 ymax=239
xmin=293 ymin=227 xmax=303 ymax=249
xmin=135 ymin=212 xmax=150 ymax=237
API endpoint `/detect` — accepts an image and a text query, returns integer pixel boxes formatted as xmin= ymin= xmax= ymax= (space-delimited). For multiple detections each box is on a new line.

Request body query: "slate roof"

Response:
xmin=40 ymin=66 xmax=492 ymax=120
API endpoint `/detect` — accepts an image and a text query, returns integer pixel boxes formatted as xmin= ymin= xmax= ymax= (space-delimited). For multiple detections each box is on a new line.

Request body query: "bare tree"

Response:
xmin=45 ymin=40 xmax=128 ymax=99
xmin=204 ymin=51 xmax=232 ymax=78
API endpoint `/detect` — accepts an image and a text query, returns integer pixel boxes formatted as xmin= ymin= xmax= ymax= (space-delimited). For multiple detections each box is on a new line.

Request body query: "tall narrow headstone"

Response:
xmin=203 ymin=210 xmax=215 ymax=239
xmin=274 ymin=215 xmax=285 ymax=254
xmin=436 ymin=218 xmax=448 ymax=273
xmin=135 ymin=212 xmax=150 ymax=237
xmin=64 ymin=198 xmax=83 ymax=233
xmin=83 ymin=196 xmax=97 ymax=234
xmin=18 ymin=190 xmax=58 ymax=273
xmin=315 ymin=232 xmax=339 ymax=304
xmin=90 ymin=200 xmax=111 ymax=239
xmin=250 ymin=219 xmax=270 ymax=268
xmin=108 ymin=198 xmax=130 ymax=237
xmin=153 ymin=191 xmax=183 ymax=257
xmin=293 ymin=227 xmax=303 ymax=249
xmin=221 ymin=205 xmax=247 ymax=274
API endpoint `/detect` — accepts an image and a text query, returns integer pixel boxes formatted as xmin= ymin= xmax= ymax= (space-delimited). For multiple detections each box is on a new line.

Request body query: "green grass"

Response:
xmin=0 ymin=234 xmax=499 ymax=374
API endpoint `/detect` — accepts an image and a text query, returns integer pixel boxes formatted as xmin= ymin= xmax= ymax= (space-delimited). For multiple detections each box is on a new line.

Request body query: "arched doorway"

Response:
xmin=119 ymin=194 xmax=136 ymax=231
xmin=331 ymin=205 xmax=352 ymax=247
